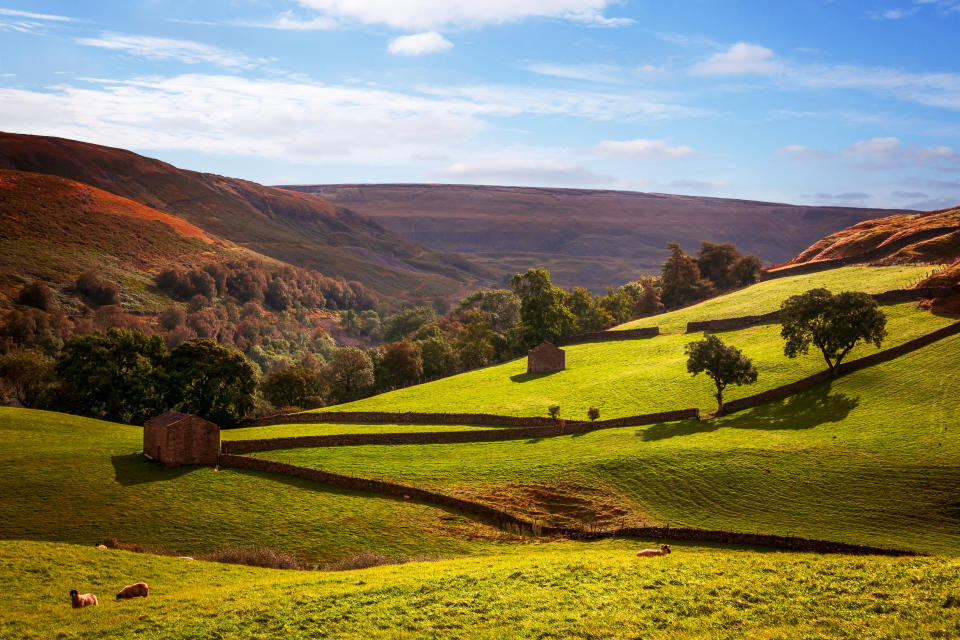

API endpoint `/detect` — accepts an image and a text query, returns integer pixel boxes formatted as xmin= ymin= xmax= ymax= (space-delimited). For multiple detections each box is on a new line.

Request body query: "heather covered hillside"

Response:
xmin=0 ymin=133 xmax=490 ymax=302
xmin=287 ymin=183 xmax=913 ymax=291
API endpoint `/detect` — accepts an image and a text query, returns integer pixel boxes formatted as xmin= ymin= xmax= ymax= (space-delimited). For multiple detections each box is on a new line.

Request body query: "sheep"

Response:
xmin=116 ymin=582 xmax=149 ymax=599
xmin=96 ymin=544 xmax=108 ymax=549
xmin=635 ymin=544 xmax=672 ymax=557
xmin=69 ymin=589 xmax=99 ymax=608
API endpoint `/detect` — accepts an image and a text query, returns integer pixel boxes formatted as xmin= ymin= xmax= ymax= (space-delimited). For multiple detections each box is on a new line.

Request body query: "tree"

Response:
xmin=457 ymin=289 xmax=520 ymax=333
xmin=164 ymin=338 xmax=258 ymax=427
xmin=322 ymin=347 xmax=374 ymax=404
xmin=416 ymin=335 xmax=457 ymax=379
xmin=0 ymin=349 xmax=54 ymax=407
xmin=509 ymin=268 xmax=575 ymax=347
xmin=55 ymin=328 xmax=167 ymax=424
xmin=382 ymin=306 xmax=436 ymax=342
xmin=569 ymin=288 xmax=613 ymax=332
xmin=17 ymin=281 xmax=56 ymax=312
xmin=380 ymin=340 xmax=424 ymax=388
xmin=454 ymin=310 xmax=495 ymax=370
xmin=74 ymin=271 xmax=121 ymax=307
xmin=696 ymin=242 xmax=741 ymax=290
xmin=261 ymin=365 xmax=326 ymax=409
xmin=731 ymin=255 xmax=763 ymax=286
xmin=661 ymin=243 xmax=714 ymax=308
xmin=685 ymin=335 xmax=758 ymax=414
xmin=780 ymin=288 xmax=887 ymax=376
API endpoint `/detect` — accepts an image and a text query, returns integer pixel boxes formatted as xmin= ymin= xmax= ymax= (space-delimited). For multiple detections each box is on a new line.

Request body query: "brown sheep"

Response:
xmin=69 ymin=589 xmax=98 ymax=608
xmin=116 ymin=582 xmax=149 ymax=599
xmin=635 ymin=544 xmax=672 ymax=557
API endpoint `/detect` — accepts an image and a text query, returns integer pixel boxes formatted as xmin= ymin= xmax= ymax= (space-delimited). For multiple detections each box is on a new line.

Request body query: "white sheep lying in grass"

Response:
xmin=116 ymin=582 xmax=149 ymax=599
xmin=70 ymin=589 xmax=98 ymax=608
xmin=636 ymin=544 xmax=671 ymax=557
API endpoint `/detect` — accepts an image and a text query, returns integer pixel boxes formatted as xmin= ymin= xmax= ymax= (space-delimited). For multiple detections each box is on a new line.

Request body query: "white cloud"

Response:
xmin=775 ymin=145 xmax=835 ymax=161
xmin=294 ymin=0 xmax=631 ymax=30
xmin=0 ymin=7 xmax=78 ymax=22
xmin=844 ymin=137 xmax=960 ymax=168
xmin=238 ymin=11 xmax=339 ymax=30
xmin=592 ymin=138 xmax=698 ymax=159
xmin=76 ymin=33 xmax=261 ymax=69
xmin=388 ymin=31 xmax=453 ymax=56
xmin=525 ymin=62 xmax=660 ymax=84
xmin=690 ymin=43 xmax=782 ymax=75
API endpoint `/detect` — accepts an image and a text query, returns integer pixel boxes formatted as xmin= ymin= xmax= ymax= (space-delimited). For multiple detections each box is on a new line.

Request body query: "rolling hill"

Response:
xmin=283 ymin=183 xmax=914 ymax=291
xmin=0 ymin=169 xmax=267 ymax=308
xmin=0 ymin=132 xmax=490 ymax=303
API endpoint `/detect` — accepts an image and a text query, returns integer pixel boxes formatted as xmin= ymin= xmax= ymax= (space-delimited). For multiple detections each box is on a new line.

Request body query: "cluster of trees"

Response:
xmin=685 ymin=288 xmax=887 ymax=414
xmin=662 ymin=242 xmax=762 ymax=308
xmin=0 ymin=329 xmax=257 ymax=427
xmin=156 ymin=261 xmax=376 ymax=312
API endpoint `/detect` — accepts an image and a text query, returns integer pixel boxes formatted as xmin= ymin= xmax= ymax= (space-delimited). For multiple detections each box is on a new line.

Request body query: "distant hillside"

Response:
xmin=0 ymin=133 xmax=489 ymax=303
xmin=0 ymin=169 xmax=263 ymax=308
xmin=283 ymin=183 xmax=912 ymax=292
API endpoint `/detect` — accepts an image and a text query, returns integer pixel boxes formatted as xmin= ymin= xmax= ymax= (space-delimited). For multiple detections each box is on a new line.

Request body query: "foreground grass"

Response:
xmin=314 ymin=301 xmax=953 ymax=419
xmin=616 ymin=264 xmax=934 ymax=333
xmin=3 ymin=540 xmax=959 ymax=640
xmin=263 ymin=334 xmax=960 ymax=554
xmin=0 ymin=408 xmax=509 ymax=565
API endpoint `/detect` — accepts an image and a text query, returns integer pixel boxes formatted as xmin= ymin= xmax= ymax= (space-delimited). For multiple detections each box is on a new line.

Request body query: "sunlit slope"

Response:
xmin=3 ymin=540 xmax=958 ymax=640
xmin=266 ymin=334 xmax=960 ymax=554
xmin=617 ymin=264 xmax=933 ymax=333
xmin=313 ymin=299 xmax=953 ymax=419
xmin=0 ymin=408 xmax=506 ymax=564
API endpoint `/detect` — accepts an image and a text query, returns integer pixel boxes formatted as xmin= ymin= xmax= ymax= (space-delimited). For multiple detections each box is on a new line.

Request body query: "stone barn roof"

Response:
xmin=144 ymin=411 xmax=195 ymax=429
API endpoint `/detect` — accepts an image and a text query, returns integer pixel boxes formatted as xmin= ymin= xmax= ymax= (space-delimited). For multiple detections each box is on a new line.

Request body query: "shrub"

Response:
xmin=17 ymin=281 xmax=56 ymax=311
xmin=75 ymin=271 xmax=121 ymax=307
xmin=201 ymin=546 xmax=306 ymax=570
xmin=587 ymin=407 xmax=600 ymax=421
xmin=548 ymin=405 xmax=561 ymax=419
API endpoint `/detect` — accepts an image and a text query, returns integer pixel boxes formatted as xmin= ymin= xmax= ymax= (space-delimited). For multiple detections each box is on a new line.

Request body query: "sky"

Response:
xmin=1 ymin=0 xmax=959 ymax=210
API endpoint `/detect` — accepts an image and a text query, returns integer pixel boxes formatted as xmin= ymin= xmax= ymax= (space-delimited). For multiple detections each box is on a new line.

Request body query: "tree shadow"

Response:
xmin=510 ymin=370 xmax=563 ymax=383
xmin=639 ymin=383 xmax=860 ymax=442
xmin=111 ymin=453 xmax=200 ymax=486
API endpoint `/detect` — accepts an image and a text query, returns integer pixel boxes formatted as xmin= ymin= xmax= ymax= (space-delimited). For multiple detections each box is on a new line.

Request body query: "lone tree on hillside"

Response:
xmin=779 ymin=288 xmax=887 ymax=376
xmin=685 ymin=335 xmax=758 ymax=415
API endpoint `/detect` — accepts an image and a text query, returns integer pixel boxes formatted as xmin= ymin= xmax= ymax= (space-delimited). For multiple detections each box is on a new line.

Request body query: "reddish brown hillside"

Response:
xmin=0 ymin=169 xmax=259 ymax=303
xmin=284 ymin=183 xmax=910 ymax=292
xmin=0 ymin=133 xmax=488 ymax=301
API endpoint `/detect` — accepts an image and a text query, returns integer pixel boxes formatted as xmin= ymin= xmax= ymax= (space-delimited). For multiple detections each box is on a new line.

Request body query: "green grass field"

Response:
xmin=0 ymin=408 xmax=511 ymax=565
xmin=617 ymin=264 xmax=935 ymax=333
xmin=311 ymin=300 xmax=954 ymax=419
xmin=3 ymin=540 xmax=958 ymax=640
xmin=261 ymin=333 xmax=960 ymax=554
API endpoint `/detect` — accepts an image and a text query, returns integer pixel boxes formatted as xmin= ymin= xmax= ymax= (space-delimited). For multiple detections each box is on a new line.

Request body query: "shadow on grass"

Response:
xmin=111 ymin=454 xmax=199 ymax=486
xmin=510 ymin=371 xmax=562 ymax=383
xmin=639 ymin=383 xmax=860 ymax=442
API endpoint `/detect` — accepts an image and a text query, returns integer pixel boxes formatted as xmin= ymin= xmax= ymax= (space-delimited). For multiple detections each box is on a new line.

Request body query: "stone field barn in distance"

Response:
xmin=527 ymin=342 xmax=565 ymax=374
xmin=143 ymin=412 xmax=220 ymax=468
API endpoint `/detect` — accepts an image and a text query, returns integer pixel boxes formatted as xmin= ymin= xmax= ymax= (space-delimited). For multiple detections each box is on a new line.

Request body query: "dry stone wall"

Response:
xmin=557 ymin=326 xmax=658 ymax=346
xmin=223 ymin=408 xmax=700 ymax=454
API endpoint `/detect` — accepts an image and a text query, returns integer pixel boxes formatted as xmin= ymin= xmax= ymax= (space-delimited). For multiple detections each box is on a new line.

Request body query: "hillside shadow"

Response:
xmin=111 ymin=453 xmax=199 ymax=486
xmin=510 ymin=371 xmax=562 ymax=383
xmin=639 ymin=383 xmax=860 ymax=442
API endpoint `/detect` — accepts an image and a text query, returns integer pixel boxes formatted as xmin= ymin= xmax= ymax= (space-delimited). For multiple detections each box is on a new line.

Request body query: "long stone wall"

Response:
xmin=557 ymin=326 xmax=659 ymax=346
xmin=218 ymin=454 xmax=915 ymax=556
xmin=760 ymin=225 xmax=960 ymax=281
xmin=722 ymin=320 xmax=960 ymax=414
xmin=222 ymin=408 xmax=700 ymax=454
xmin=685 ymin=285 xmax=960 ymax=333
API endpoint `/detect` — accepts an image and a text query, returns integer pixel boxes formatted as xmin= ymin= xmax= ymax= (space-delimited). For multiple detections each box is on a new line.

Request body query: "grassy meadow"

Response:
xmin=260 ymin=333 xmax=960 ymax=554
xmin=616 ymin=264 xmax=934 ymax=333
xmin=3 ymin=540 xmax=958 ymax=640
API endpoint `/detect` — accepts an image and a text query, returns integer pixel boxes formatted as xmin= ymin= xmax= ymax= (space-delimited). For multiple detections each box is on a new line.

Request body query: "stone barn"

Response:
xmin=143 ymin=412 xmax=220 ymax=468
xmin=527 ymin=342 xmax=566 ymax=374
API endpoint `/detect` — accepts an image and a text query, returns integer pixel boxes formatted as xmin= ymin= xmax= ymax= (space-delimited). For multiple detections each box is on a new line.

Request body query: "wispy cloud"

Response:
xmin=779 ymin=137 xmax=960 ymax=169
xmin=235 ymin=10 xmax=339 ymax=30
xmin=524 ymin=62 xmax=659 ymax=84
xmin=775 ymin=145 xmax=835 ymax=161
xmin=437 ymin=155 xmax=615 ymax=186
xmin=0 ymin=7 xmax=78 ymax=22
xmin=75 ymin=33 xmax=262 ymax=69
xmin=690 ymin=43 xmax=782 ymax=75
xmin=592 ymin=138 xmax=699 ymax=159
xmin=388 ymin=31 xmax=453 ymax=56
xmin=293 ymin=0 xmax=632 ymax=30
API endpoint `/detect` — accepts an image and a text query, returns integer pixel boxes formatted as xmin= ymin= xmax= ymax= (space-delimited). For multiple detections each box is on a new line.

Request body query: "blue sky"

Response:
xmin=1 ymin=1 xmax=958 ymax=209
